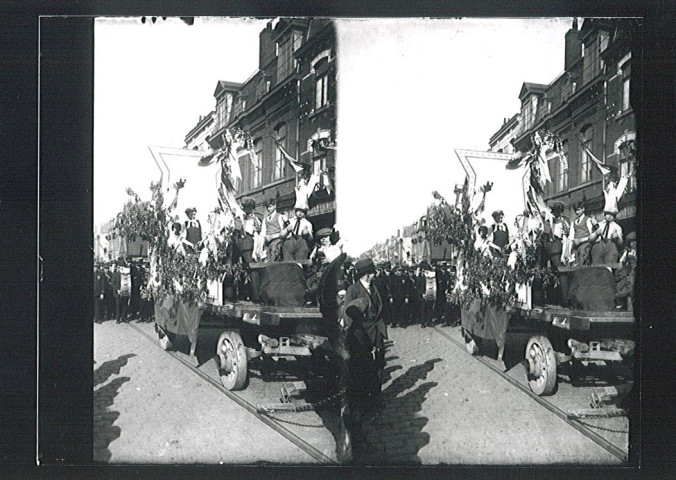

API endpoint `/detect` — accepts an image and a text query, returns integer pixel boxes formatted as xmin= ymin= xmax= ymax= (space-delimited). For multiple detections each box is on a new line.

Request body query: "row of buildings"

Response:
xmin=96 ymin=18 xmax=337 ymax=263
xmin=365 ymin=18 xmax=637 ymax=265
xmin=184 ymin=18 xmax=337 ymax=231
xmin=489 ymin=17 xmax=637 ymax=233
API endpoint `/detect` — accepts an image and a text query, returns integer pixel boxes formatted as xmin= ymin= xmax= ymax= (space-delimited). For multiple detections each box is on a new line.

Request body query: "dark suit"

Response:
xmin=93 ymin=270 xmax=105 ymax=321
xmin=390 ymin=274 xmax=413 ymax=326
xmin=343 ymin=280 xmax=388 ymax=425
xmin=103 ymin=271 xmax=115 ymax=319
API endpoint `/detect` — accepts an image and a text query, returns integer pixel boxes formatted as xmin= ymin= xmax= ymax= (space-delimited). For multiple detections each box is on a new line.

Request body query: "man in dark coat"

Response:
xmin=93 ymin=265 xmax=105 ymax=322
xmin=103 ymin=264 xmax=115 ymax=320
xmin=371 ymin=263 xmax=392 ymax=325
xmin=112 ymin=258 xmax=132 ymax=323
xmin=390 ymin=266 xmax=412 ymax=327
xmin=343 ymin=258 xmax=388 ymax=438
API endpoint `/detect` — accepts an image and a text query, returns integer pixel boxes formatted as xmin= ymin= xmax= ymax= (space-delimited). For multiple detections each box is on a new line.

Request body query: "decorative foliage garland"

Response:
xmin=115 ymin=182 xmax=243 ymax=306
xmin=425 ymin=191 xmax=557 ymax=311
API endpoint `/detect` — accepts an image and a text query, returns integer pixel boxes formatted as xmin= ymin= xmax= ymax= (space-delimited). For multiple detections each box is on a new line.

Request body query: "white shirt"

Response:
xmin=603 ymin=176 xmax=628 ymax=214
xmin=284 ymin=217 xmax=313 ymax=238
xmin=594 ymin=220 xmax=623 ymax=243
xmin=294 ymin=173 xmax=321 ymax=210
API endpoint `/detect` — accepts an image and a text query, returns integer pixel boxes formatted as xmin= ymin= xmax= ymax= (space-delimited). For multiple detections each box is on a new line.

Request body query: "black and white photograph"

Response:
xmin=85 ymin=16 xmax=641 ymax=466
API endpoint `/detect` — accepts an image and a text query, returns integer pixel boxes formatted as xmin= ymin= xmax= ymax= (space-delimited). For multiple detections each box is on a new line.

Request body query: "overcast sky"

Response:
xmin=94 ymin=17 xmax=572 ymax=256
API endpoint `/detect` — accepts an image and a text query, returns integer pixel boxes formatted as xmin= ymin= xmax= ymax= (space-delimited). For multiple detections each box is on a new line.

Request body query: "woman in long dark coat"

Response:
xmin=342 ymin=259 xmax=387 ymax=432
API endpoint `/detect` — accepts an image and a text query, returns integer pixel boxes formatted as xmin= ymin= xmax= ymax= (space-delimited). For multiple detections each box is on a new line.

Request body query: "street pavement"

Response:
xmin=94 ymin=317 xmax=628 ymax=465
xmin=94 ymin=320 xmax=318 ymax=464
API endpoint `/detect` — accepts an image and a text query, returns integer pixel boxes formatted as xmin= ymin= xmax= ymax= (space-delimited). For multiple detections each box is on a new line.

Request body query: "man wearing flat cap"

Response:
xmin=310 ymin=227 xmax=343 ymax=265
xmin=260 ymin=197 xmax=287 ymax=262
xmin=281 ymin=207 xmax=314 ymax=261
xmin=568 ymin=201 xmax=597 ymax=266
xmin=342 ymin=258 xmax=388 ymax=445
xmin=233 ymin=198 xmax=261 ymax=267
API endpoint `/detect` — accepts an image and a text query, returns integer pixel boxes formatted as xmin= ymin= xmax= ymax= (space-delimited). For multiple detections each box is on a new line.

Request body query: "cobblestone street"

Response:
xmin=94 ymin=318 xmax=627 ymax=465
xmin=93 ymin=320 xmax=317 ymax=464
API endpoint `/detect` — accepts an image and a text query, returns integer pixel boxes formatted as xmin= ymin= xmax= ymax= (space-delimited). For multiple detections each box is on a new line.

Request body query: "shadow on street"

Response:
xmin=94 ymin=353 xmax=136 ymax=387
xmin=93 ymin=353 xmax=136 ymax=463
xmin=316 ymin=356 xmax=442 ymax=465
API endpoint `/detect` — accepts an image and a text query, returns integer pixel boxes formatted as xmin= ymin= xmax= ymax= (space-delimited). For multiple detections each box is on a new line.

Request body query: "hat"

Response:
xmin=242 ymin=198 xmax=256 ymax=210
xmin=492 ymin=210 xmax=504 ymax=219
xmin=550 ymin=201 xmax=565 ymax=214
xmin=316 ymin=228 xmax=332 ymax=238
xmin=185 ymin=207 xmax=196 ymax=216
xmin=345 ymin=298 xmax=369 ymax=320
xmin=419 ymin=261 xmax=433 ymax=271
xmin=625 ymin=231 xmax=636 ymax=243
xmin=354 ymin=258 xmax=376 ymax=279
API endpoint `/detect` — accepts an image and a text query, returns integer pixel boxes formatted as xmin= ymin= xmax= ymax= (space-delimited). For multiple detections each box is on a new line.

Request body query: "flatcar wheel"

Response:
xmin=217 ymin=331 xmax=248 ymax=391
xmin=525 ymin=335 xmax=557 ymax=396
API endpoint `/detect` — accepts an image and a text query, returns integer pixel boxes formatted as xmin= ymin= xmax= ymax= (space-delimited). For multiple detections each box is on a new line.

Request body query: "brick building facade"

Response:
xmin=495 ymin=18 xmax=638 ymax=234
xmin=184 ymin=18 xmax=337 ymax=230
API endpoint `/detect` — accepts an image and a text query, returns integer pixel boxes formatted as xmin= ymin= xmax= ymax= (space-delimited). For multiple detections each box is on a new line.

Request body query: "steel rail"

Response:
xmin=431 ymin=325 xmax=629 ymax=464
xmin=127 ymin=322 xmax=336 ymax=465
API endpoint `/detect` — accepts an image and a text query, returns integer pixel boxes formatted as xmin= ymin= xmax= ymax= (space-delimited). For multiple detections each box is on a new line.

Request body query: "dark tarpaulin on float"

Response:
xmin=154 ymin=295 xmax=202 ymax=345
xmin=461 ymin=299 xmax=510 ymax=348
xmin=566 ymin=265 xmax=616 ymax=311
xmin=256 ymin=262 xmax=307 ymax=307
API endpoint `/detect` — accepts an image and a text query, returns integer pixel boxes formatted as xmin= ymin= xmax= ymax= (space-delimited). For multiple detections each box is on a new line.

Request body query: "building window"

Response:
xmin=216 ymin=94 xmax=232 ymax=130
xmin=315 ymin=74 xmax=328 ymax=110
xmin=579 ymin=126 xmax=593 ymax=184
xmin=619 ymin=138 xmax=636 ymax=192
xmin=621 ymin=60 xmax=631 ymax=112
xmin=252 ymin=138 xmax=263 ymax=189
xmin=314 ymin=57 xmax=329 ymax=110
xmin=256 ymin=77 xmax=270 ymax=101
xmin=557 ymin=140 xmax=569 ymax=192
xmin=522 ymin=99 xmax=532 ymax=131
xmin=273 ymin=123 xmax=287 ymax=180
xmin=277 ymin=39 xmax=293 ymax=83
xmin=547 ymin=156 xmax=557 ymax=196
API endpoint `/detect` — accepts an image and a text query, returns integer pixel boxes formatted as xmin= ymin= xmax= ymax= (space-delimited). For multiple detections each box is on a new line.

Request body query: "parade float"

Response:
xmin=426 ymin=132 xmax=635 ymax=412
xmin=115 ymin=131 xmax=342 ymax=393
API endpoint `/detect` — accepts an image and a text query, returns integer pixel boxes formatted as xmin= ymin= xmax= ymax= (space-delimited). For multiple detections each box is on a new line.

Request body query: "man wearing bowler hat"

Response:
xmin=342 ymin=258 xmax=388 ymax=445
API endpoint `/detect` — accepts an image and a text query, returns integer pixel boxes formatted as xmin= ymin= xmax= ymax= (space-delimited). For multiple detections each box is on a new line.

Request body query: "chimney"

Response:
xmin=259 ymin=21 xmax=275 ymax=70
xmin=564 ymin=18 xmax=581 ymax=72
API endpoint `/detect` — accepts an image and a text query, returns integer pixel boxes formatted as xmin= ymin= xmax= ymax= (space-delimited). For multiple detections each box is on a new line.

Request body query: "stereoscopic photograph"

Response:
xmin=86 ymin=16 xmax=639 ymax=465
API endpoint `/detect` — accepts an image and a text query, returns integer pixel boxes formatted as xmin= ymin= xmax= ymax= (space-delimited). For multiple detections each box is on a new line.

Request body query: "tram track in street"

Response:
xmin=127 ymin=321 xmax=337 ymax=465
xmin=431 ymin=325 xmax=629 ymax=464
